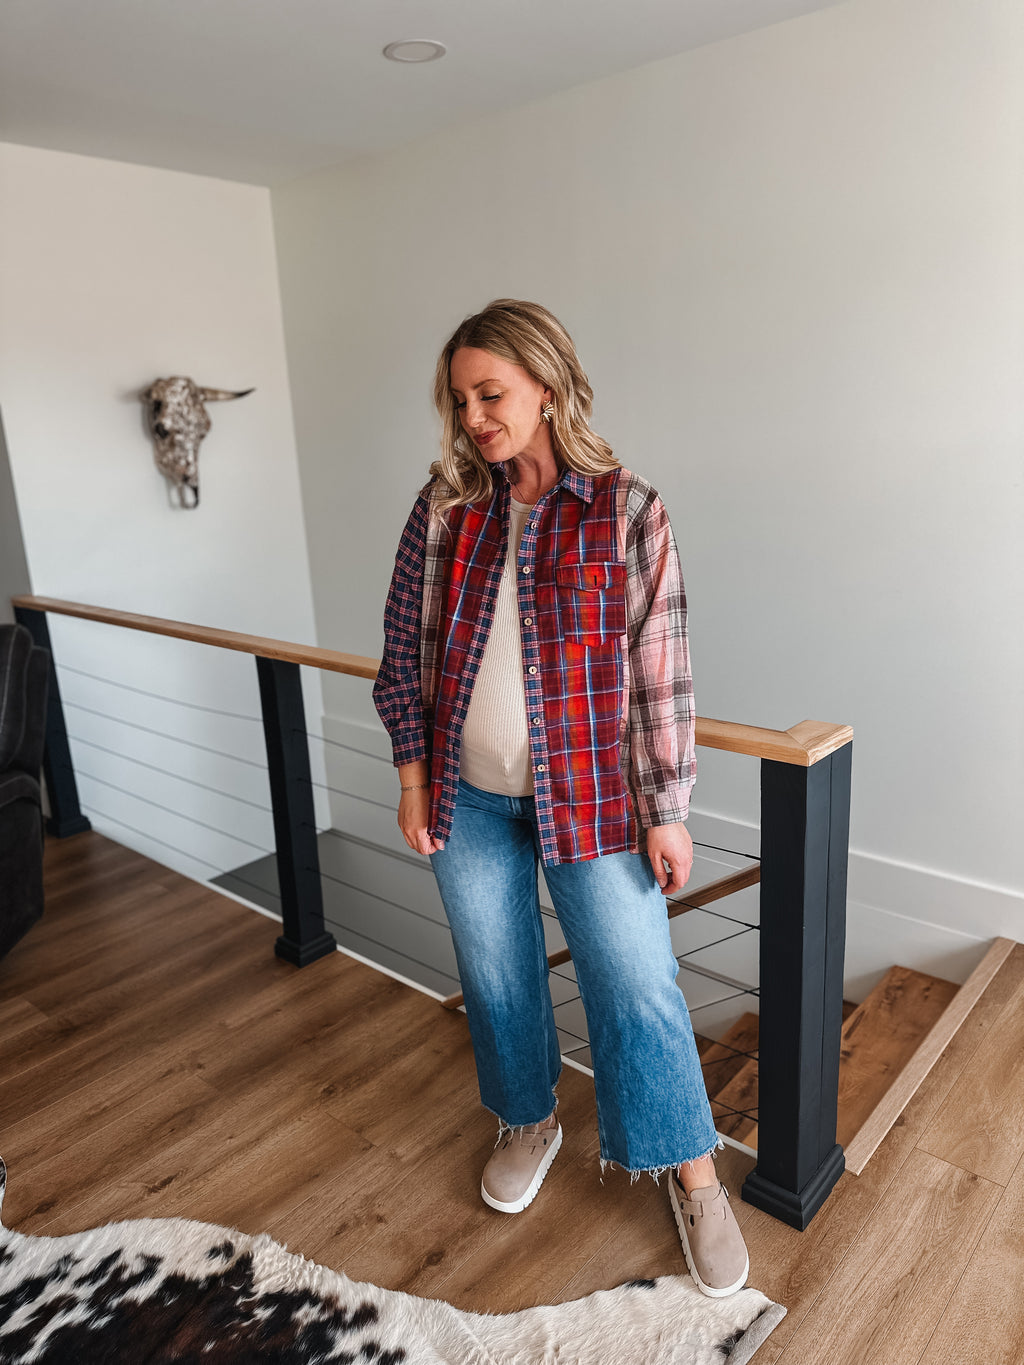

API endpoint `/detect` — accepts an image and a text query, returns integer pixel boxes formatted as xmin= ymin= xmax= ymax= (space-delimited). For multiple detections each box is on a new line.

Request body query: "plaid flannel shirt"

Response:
xmin=373 ymin=464 xmax=696 ymax=865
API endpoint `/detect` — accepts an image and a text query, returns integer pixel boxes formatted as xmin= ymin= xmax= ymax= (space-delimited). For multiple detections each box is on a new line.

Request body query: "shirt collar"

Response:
xmin=495 ymin=464 xmax=595 ymax=503
xmin=560 ymin=469 xmax=594 ymax=502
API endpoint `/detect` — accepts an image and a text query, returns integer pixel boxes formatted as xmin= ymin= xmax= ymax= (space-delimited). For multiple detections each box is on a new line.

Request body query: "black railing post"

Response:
xmin=742 ymin=740 xmax=852 ymax=1229
xmin=13 ymin=605 xmax=92 ymax=838
xmin=255 ymin=655 xmax=336 ymax=967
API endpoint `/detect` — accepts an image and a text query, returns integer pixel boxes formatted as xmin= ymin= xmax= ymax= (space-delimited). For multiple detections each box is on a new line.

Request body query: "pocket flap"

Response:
xmin=555 ymin=561 xmax=626 ymax=592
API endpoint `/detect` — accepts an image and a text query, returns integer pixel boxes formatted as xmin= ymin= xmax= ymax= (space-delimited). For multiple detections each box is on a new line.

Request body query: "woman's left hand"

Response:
xmin=646 ymin=822 xmax=693 ymax=897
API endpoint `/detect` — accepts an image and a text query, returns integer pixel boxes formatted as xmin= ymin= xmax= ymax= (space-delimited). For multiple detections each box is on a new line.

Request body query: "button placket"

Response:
xmin=516 ymin=505 xmax=550 ymax=798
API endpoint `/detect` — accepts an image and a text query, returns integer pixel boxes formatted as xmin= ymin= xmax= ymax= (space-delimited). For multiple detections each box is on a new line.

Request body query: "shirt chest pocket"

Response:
xmin=555 ymin=561 xmax=628 ymax=646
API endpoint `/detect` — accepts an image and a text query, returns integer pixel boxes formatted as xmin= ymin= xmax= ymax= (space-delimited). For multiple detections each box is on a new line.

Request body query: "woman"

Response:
xmin=373 ymin=299 xmax=749 ymax=1298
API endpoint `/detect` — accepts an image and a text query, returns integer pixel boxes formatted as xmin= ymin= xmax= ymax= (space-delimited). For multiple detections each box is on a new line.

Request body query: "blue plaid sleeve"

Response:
xmin=373 ymin=493 xmax=431 ymax=766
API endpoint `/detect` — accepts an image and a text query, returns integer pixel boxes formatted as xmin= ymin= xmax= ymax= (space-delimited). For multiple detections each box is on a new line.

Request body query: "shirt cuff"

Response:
xmin=633 ymin=784 xmax=692 ymax=827
xmin=391 ymin=732 xmax=429 ymax=767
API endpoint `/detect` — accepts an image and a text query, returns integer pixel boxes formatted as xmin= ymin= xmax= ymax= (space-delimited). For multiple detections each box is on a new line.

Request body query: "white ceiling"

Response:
xmin=0 ymin=0 xmax=844 ymax=186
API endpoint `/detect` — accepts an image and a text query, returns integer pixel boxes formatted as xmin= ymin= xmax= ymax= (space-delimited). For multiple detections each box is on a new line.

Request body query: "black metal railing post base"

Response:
xmin=44 ymin=811 xmax=93 ymax=839
xmin=14 ymin=605 xmax=93 ymax=839
xmin=741 ymin=740 xmax=852 ymax=1229
xmin=274 ymin=929 xmax=337 ymax=968
xmin=743 ymin=1142 xmax=846 ymax=1231
xmin=256 ymin=655 xmax=337 ymax=968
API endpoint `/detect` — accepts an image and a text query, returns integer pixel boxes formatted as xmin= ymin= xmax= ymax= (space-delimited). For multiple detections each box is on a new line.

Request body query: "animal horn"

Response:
xmin=198 ymin=387 xmax=255 ymax=402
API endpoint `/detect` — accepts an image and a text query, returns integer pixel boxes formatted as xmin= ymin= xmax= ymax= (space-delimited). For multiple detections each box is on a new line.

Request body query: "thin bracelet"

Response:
xmin=400 ymin=783 xmax=430 ymax=791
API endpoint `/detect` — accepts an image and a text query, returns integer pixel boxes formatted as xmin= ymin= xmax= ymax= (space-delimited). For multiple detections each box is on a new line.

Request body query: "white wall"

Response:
xmin=0 ymin=141 xmax=326 ymax=882
xmin=272 ymin=0 xmax=1024 ymax=993
xmin=0 ymin=410 xmax=32 ymax=624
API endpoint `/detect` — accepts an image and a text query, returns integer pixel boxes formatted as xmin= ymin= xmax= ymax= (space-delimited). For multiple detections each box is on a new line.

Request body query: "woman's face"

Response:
xmin=449 ymin=347 xmax=553 ymax=467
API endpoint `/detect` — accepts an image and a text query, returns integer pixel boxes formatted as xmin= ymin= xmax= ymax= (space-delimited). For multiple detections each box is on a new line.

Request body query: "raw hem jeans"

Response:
xmin=430 ymin=779 xmax=719 ymax=1172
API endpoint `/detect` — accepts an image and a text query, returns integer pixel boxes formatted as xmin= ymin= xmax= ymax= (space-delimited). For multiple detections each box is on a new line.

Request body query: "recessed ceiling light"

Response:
xmin=383 ymin=39 xmax=447 ymax=64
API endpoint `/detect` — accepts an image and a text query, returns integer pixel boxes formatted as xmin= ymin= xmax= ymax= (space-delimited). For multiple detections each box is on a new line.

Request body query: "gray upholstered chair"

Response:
xmin=0 ymin=623 xmax=49 ymax=957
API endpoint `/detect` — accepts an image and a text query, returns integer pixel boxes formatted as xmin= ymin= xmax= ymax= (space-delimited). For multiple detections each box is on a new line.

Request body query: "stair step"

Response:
xmin=700 ymin=966 xmax=959 ymax=1156
xmin=843 ymin=938 xmax=1016 ymax=1173
xmin=696 ymin=1013 xmax=760 ymax=1147
xmin=711 ymin=1057 xmax=759 ymax=1147
xmin=836 ymin=965 xmax=958 ymax=1148
xmin=696 ymin=1013 xmax=759 ymax=1092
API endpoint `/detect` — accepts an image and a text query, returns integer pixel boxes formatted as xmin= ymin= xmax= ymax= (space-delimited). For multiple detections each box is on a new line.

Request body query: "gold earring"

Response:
xmin=540 ymin=402 xmax=554 ymax=423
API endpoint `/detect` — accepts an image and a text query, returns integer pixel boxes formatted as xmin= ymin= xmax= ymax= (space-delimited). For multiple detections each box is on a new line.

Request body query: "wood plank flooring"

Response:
xmin=2 ymin=831 xmax=1022 ymax=1364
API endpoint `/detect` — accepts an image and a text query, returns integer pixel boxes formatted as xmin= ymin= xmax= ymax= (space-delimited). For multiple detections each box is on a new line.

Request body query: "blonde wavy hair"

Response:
xmin=429 ymin=299 xmax=619 ymax=513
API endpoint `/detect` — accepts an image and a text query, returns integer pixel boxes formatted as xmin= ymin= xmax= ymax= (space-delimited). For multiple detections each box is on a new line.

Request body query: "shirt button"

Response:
xmin=523 ymin=617 xmax=533 ymax=625
xmin=536 ymin=764 xmax=546 ymax=772
xmin=531 ymin=716 xmax=541 ymax=725
xmin=522 ymin=566 xmax=531 ymax=574
xmin=527 ymin=666 xmax=537 ymax=674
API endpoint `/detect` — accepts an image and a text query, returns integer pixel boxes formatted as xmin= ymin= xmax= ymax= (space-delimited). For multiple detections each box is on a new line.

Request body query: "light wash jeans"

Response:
xmin=430 ymin=779 xmax=720 ymax=1173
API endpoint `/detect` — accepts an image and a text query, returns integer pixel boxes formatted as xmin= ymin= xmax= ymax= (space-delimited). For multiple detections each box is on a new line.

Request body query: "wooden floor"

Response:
xmin=2 ymin=832 xmax=1022 ymax=1364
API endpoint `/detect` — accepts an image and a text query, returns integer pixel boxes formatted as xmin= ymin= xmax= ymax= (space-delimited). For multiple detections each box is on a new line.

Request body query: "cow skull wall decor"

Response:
xmin=142 ymin=376 xmax=254 ymax=508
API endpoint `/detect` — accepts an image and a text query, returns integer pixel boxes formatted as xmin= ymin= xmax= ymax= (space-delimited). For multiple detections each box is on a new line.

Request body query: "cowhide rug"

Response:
xmin=0 ymin=1159 xmax=785 ymax=1364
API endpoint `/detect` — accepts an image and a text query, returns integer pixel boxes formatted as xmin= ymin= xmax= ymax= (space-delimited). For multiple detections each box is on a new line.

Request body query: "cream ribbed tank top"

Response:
xmin=459 ymin=497 xmax=534 ymax=796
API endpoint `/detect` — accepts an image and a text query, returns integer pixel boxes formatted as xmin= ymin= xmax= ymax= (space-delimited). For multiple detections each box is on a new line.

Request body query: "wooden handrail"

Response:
xmin=440 ymin=862 xmax=762 ymax=1010
xmin=12 ymin=595 xmax=379 ymax=681
xmin=696 ymin=717 xmax=853 ymax=766
xmin=11 ymin=595 xmax=851 ymax=765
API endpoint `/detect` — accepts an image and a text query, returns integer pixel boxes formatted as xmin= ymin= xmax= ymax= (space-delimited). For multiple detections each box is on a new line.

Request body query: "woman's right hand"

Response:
xmin=398 ymin=786 xmax=445 ymax=855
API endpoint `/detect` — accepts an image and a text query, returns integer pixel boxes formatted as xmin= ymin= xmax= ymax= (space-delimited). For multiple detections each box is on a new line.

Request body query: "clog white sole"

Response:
xmin=481 ymin=1124 xmax=563 ymax=1214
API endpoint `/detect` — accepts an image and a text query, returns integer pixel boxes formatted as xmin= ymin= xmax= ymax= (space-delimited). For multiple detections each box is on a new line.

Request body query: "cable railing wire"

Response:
xmin=226 ymin=863 xmax=460 ymax=990
xmin=676 ymin=924 xmax=758 ymax=962
xmin=550 ymin=1016 xmax=590 ymax=1048
xmin=303 ymin=730 xmax=392 ymax=764
xmin=69 ymin=733 xmax=274 ymax=813
xmin=686 ymin=987 xmax=758 ymax=1014
xmin=677 ymin=959 xmax=759 ymax=997
xmin=690 ymin=837 xmax=760 ymax=864
xmin=59 ymin=666 xmax=263 ymax=723
xmin=316 ymin=868 xmax=451 ymax=934
xmin=76 ymin=769 xmax=274 ymax=855
xmin=320 ymin=914 xmax=459 ymax=987
xmin=709 ymin=1099 xmax=759 ymax=1123
xmin=674 ymin=899 xmax=760 ymax=932
xmin=303 ymin=777 xmax=399 ymax=814
xmin=696 ymin=1036 xmax=758 ymax=1063
xmin=203 ymin=856 xmax=463 ymax=993
xmin=223 ymin=870 xmax=282 ymax=902
xmin=79 ymin=803 xmax=226 ymax=872
xmin=63 ymin=700 xmax=268 ymax=769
